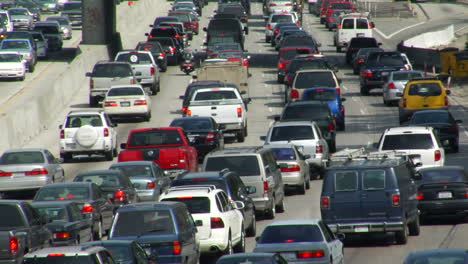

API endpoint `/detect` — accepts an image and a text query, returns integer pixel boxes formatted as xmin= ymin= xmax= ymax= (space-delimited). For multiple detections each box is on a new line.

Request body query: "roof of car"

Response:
xmin=24 ymin=246 xmax=108 ymax=257
xmin=286 ymin=100 xmax=331 ymax=107
xmin=109 ymin=84 xmax=144 ymax=89
xmin=31 ymin=200 xmax=78 ymax=207
xmin=295 ymin=69 xmax=334 ymax=74
xmin=271 ymin=120 xmax=316 ymax=127
xmin=117 ymin=201 xmax=185 ymax=212
xmin=67 ymin=109 xmax=105 ymax=116
xmin=171 ymin=116 xmax=214 ymax=122
xmin=207 ymin=147 xmax=265 ymax=156
xmin=263 ymin=143 xmax=297 ymax=149
xmin=76 ymin=170 xmax=122 ymax=177
xmin=162 ymin=186 xmax=223 ymax=197
xmin=384 ymin=126 xmax=433 ymax=134
xmin=110 ymin=161 xmax=156 ymax=167
xmin=267 ymin=219 xmax=321 ymax=226
xmin=406 ymin=249 xmax=468 ymax=259
xmin=40 ymin=182 xmax=94 ymax=189
xmin=177 ymin=171 xmax=229 ymax=180
xmin=81 ymin=240 xmax=135 ymax=247
xmin=411 ymin=109 xmax=450 ymax=115
xmin=2 ymin=148 xmax=48 ymax=153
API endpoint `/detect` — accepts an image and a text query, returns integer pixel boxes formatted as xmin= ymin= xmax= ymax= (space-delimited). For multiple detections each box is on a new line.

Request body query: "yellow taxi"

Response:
xmin=398 ymin=78 xmax=450 ymax=124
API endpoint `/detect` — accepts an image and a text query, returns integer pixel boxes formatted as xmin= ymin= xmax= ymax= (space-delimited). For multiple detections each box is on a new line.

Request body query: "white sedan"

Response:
xmin=103 ymin=84 xmax=152 ymax=121
xmin=0 ymin=51 xmax=26 ymax=81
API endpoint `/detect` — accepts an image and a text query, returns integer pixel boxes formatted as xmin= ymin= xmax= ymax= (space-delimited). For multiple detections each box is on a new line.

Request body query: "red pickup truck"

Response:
xmin=118 ymin=127 xmax=198 ymax=178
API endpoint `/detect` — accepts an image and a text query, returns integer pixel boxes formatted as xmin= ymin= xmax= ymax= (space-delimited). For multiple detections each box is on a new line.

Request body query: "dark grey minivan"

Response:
xmin=320 ymin=152 xmax=420 ymax=244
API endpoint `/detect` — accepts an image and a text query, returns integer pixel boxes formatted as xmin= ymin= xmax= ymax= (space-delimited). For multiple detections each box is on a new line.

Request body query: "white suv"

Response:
xmin=59 ymin=110 xmax=118 ymax=162
xmin=23 ymin=245 xmax=116 ymax=264
xmin=376 ymin=126 xmax=445 ymax=169
xmin=159 ymin=186 xmax=245 ymax=255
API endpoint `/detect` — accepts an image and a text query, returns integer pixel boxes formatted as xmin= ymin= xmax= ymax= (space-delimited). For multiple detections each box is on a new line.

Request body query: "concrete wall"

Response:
xmin=403 ymin=25 xmax=455 ymax=48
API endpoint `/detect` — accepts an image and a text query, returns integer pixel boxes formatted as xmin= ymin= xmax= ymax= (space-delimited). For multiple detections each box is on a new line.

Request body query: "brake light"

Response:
xmin=130 ymin=78 xmax=137 ymax=84
xmin=89 ymin=79 xmax=94 ymax=89
xmin=159 ymin=53 xmax=165 ymax=58
xmin=187 ymin=109 xmax=192 ymax=116
xmin=435 ymin=150 xmax=441 ymax=162
xmin=402 ymin=98 xmax=407 ymax=108
xmin=267 ymin=24 xmax=271 ymax=30
xmin=175 ymin=34 xmax=180 ymax=39
xmin=182 ymin=107 xmax=187 ymax=113
xmin=60 ymin=129 xmax=64 ymax=139
xmin=104 ymin=101 xmax=118 ymax=107
xmin=417 ymin=191 xmax=424 ymax=201
xmin=297 ymin=250 xmax=325 ymax=259
xmin=47 ymin=254 xmax=65 ymax=257
xmin=279 ymin=63 xmax=286 ymax=69
xmin=243 ymin=59 xmax=249 ymax=67
xmin=192 ymin=178 xmax=207 ymax=182
xmin=81 ymin=204 xmax=94 ymax=213
xmin=286 ymin=75 xmax=292 ymax=84
xmin=263 ymin=181 xmax=269 ymax=194
xmin=169 ymin=47 xmax=175 ymax=55
xmin=362 ymin=70 xmax=373 ymax=78
xmin=173 ymin=241 xmax=182 ymax=255
xmin=321 ymin=196 xmax=330 ymax=209
xmin=134 ymin=100 xmax=147 ymax=105
xmin=368 ymin=24 xmax=373 ymax=29
xmin=274 ymin=30 xmax=279 ymax=34
xmin=465 ymin=189 xmax=468 ymax=199
xmin=25 ymin=168 xmax=48 ymax=176
xmin=388 ymin=83 xmax=396 ymax=89
xmin=150 ymin=67 xmax=155 ymax=76
xmin=237 ymin=107 xmax=242 ymax=118
xmin=357 ymin=59 xmax=364 ymax=64
xmin=336 ymin=88 xmax=341 ymax=95
xmin=179 ymin=150 xmax=186 ymax=163
xmin=290 ymin=89 xmax=299 ymax=99
xmin=114 ymin=190 xmax=128 ymax=202
xmin=210 ymin=217 xmax=225 ymax=228
xmin=337 ymin=25 xmax=342 ymax=29
xmin=280 ymin=164 xmax=300 ymax=172
xmin=316 ymin=144 xmax=323 ymax=154
xmin=147 ymin=182 xmax=156 ymax=189
xmin=205 ymin=132 xmax=215 ymax=142
xmin=9 ymin=237 xmax=18 ymax=255
xmin=329 ymin=18 xmax=334 ymax=22
xmin=445 ymin=96 xmax=449 ymax=106
xmin=54 ymin=232 xmax=71 ymax=239
xmin=328 ymin=123 xmax=335 ymax=133
xmin=285 ymin=3 xmax=292 ymax=5
xmin=269 ymin=3 xmax=276 ymax=6
xmin=392 ymin=194 xmax=400 ymax=207
xmin=449 ymin=126 xmax=458 ymax=133
xmin=104 ymin=128 xmax=109 ymax=137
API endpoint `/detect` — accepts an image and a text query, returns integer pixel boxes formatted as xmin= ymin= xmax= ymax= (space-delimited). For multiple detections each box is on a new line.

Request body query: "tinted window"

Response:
xmin=161 ymin=197 xmax=210 ymax=213
xmin=303 ymin=89 xmax=337 ymax=101
xmin=112 ymin=210 xmax=174 ymax=236
xmin=74 ymin=174 xmax=121 ymax=187
xmin=356 ymin=48 xmax=383 ymax=56
xmin=294 ymin=72 xmax=336 ymax=88
xmin=282 ymin=104 xmax=330 ymax=120
xmin=408 ymin=83 xmax=442 ymax=96
xmin=392 ymin=72 xmax=423 ymax=81
xmin=170 ymin=119 xmax=214 ymax=130
xmin=342 ymin=19 xmax=353 ymax=29
xmin=217 ymin=257 xmax=275 ymax=264
xmin=410 ymin=111 xmax=453 ymax=124
xmin=129 ymin=130 xmax=183 ymax=146
xmin=289 ymin=59 xmax=329 ymax=72
xmin=259 ymin=225 xmax=324 ymax=243
xmin=35 ymin=207 xmax=68 ymax=221
xmin=272 ymin=15 xmax=293 ymax=23
xmin=270 ymin=148 xmax=296 ymax=160
xmin=282 ymin=49 xmax=312 ymax=60
xmin=107 ymin=87 xmax=144 ymax=96
xmin=330 ymin=2 xmax=351 ymax=9
xmin=193 ymin=90 xmax=237 ymax=101
xmin=168 ymin=13 xmax=190 ymax=23
xmin=2 ymin=40 xmax=30 ymax=49
xmin=362 ymin=170 xmax=385 ymax=190
xmin=33 ymin=25 xmax=59 ymax=34
xmin=24 ymin=256 xmax=96 ymax=264
xmin=335 ymin=171 xmax=358 ymax=191
xmin=35 ymin=186 xmax=90 ymax=201
xmin=116 ymin=53 xmax=152 ymax=64
xmin=205 ymin=156 xmax=261 ymax=176
xmin=0 ymin=204 xmax=25 ymax=228
xmin=63 ymin=2 xmax=81 ymax=10
xmin=350 ymin=38 xmax=377 ymax=47
xmin=65 ymin=115 xmax=102 ymax=128
xmin=381 ymin=134 xmax=434 ymax=150
xmin=136 ymin=42 xmax=162 ymax=53
xmin=112 ymin=165 xmax=154 ymax=178
xmin=0 ymin=151 xmax=44 ymax=164
xmin=93 ymin=64 xmax=132 ymax=78
xmin=153 ymin=38 xmax=174 ymax=47
xmin=420 ymin=169 xmax=466 ymax=183
xmin=282 ymin=37 xmax=316 ymax=47
xmin=270 ymin=126 xmax=315 ymax=141
xmin=367 ymin=53 xmax=405 ymax=66
xmin=356 ymin=19 xmax=368 ymax=29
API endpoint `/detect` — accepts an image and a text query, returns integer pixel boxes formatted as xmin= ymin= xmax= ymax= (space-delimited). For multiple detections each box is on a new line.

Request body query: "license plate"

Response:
xmin=66 ymin=143 xmax=76 ymax=149
xmin=354 ymin=226 xmax=369 ymax=232
xmin=356 ymin=33 xmax=365 ymax=37
xmin=120 ymin=102 xmax=130 ymax=107
xmin=381 ymin=72 xmax=389 ymax=76
xmin=438 ymin=191 xmax=452 ymax=199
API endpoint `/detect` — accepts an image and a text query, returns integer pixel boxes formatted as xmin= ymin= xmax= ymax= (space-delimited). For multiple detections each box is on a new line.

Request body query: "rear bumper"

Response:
xmin=0 ymin=176 xmax=51 ymax=191
xmin=155 ymin=255 xmax=184 ymax=264
xmin=327 ymin=221 xmax=404 ymax=233
xmin=252 ymin=196 xmax=273 ymax=212
xmin=282 ymin=172 xmax=304 ymax=186
xmin=419 ymin=200 xmax=468 ymax=215
xmin=222 ymin=122 xmax=244 ymax=133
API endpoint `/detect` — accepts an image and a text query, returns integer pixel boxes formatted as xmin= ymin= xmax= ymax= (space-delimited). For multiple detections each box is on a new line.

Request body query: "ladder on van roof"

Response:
xmin=331 ymin=148 xmax=418 ymax=162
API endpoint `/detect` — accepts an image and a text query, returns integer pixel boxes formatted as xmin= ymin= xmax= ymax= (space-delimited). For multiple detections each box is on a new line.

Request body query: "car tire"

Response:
xmin=265 ymin=36 xmax=270 ymax=43
xmin=18 ymin=76 xmax=25 ymax=81
xmin=452 ymin=142 xmax=459 ymax=153
xmin=224 ymin=235 xmax=233 ymax=255
xmin=338 ymin=122 xmax=345 ymax=131
xmin=29 ymin=63 xmax=35 ymax=73
xmin=160 ymin=64 xmax=167 ymax=72
xmin=236 ymin=130 xmax=245 ymax=143
xmin=298 ymin=181 xmax=306 ymax=195
xmin=151 ymin=83 xmax=158 ymax=95
xmin=277 ymin=75 xmax=284 ymax=83
xmin=144 ymin=112 xmax=151 ymax=122
xmin=265 ymin=197 xmax=276 ymax=219
xmin=353 ymin=67 xmax=358 ymax=75
xmin=246 ymin=215 xmax=256 ymax=237
xmin=233 ymin=229 xmax=245 ymax=253
xmin=395 ymin=223 xmax=408 ymax=244
xmin=112 ymin=147 xmax=118 ymax=157
xmin=104 ymin=150 xmax=113 ymax=161
xmin=93 ymin=220 xmax=103 ymax=241
xmin=360 ymin=85 xmax=369 ymax=96
xmin=383 ymin=97 xmax=390 ymax=106
xmin=89 ymin=96 xmax=99 ymax=107
xmin=408 ymin=217 xmax=420 ymax=236
xmin=276 ymin=198 xmax=285 ymax=213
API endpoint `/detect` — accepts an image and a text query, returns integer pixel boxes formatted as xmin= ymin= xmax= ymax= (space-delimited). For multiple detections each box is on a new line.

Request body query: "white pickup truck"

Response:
xmin=186 ymin=87 xmax=250 ymax=142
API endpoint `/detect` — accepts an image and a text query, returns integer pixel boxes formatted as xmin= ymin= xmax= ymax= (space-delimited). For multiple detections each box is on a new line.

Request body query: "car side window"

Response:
xmin=319 ymin=221 xmax=334 ymax=242
xmin=175 ymin=209 xmax=188 ymax=233
xmin=70 ymin=204 xmax=84 ymax=220
xmin=215 ymin=193 xmax=224 ymax=212
xmin=99 ymin=251 xmax=116 ymax=264
xmin=23 ymin=204 xmax=39 ymax=225
xmin=44 ymin=150 xmax=56 ymax=163
xmin=219 ymin=191 xmax=231 ymax=211
xmin=104 ymin=114 xmax=113 ymax=127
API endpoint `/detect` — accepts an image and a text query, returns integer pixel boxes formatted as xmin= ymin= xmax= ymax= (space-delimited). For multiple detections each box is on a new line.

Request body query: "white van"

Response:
xmin=334 ymin=13 xmax=374 ymax=52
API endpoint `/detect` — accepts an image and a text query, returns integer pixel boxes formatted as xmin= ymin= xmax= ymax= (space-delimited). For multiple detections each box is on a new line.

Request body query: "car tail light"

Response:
xmin=82 ymin=203 xmax=94 ymax=214
xmin=465 ymin=189 xmax=468 ymax=199
xmin=179 ymin=150 xmax=186 ymax=163
xmin=104 ymin=128 xmax=109 ymax=137
xmin=329 ymin=18 xmax=334 ymax=22
xmin=392 ymin=194 xmax=400 ymax=207
xmin=173 ymin=241 xmax=182 ymax=255
xmin=435 ymin=150 xmax=441 ymax=162
xmin=25 ymin=168 xmax=48 ymax=176
xmin=445 ymin=96 xmax=449 ymax=106
xmin=279 ymin=63 xmax=286 ymax=69
xmin=267 ymin=24 xmax=272 ymax=30
xmin=297 ymin=250 xmax=325 ymax=259
xmin=362 ymin=70 xmax=373 ymax=78
xmin=48 ymin=254 xmax=65 ymax=257
xmin=89 ymin=78 xmax=94 ymax=89
xmin=388 ymin=83 xmax=396 ymax=89
xmin=104 ymin=101 xmax=118 ymax=107
xmin=187 ymin=109 xmax=192 ymax=116
xmin=10 ymin=237 xmax=19 ymax=255
xmin=285 ymin=2 xmax=292 ymax=5
xmin=316 ymin=144 xmax=323 ymax=154
xmin=263 ymin=181 xmax=269 ymax=194
xmin=402 ymin=98 xmax=407 ymax=108
xmin=286 ymin=75 xmax=292 ymax=84
xmin=237 ymin=107 xmax=242 ymax=118
xmin=0 ymin=170 xmax=12 ymax=177
xmin=368 ymin=24 xmax=373 ymax=29
xmin=357 ymin=59 xmax=364 ymax=64
xmin=182 ymin=107 xmax=187 ymax=113
xmin=147 ymin=182 xmax=156 ymax=189
xmin=337 ymin=25 xmax=342 ymax=29
xmin=60 ymin=129 xmax=64 ymax=139
xmin=243 ymin=59 xmax=249 ymax=67
xmin=321 ymin=196 xmax=330 ymax=209
xmin=280 ymin=164 xmax=300 ymax=172
xmin=149 ymin=35 xmax=153 ymax=38
xmin=290 ymin=89 xmax=299 ymax=99
xmin=169 ymin=47 xmax=175 ymax=55
xmin=134 ymin=100 xmax=147 ymax=106
xmin=449 ymin=126 xmax=458 ymax=133
xmin=210 ymin=217 xmax=225 ymax=228
xmin=269 ymin=3 xmax=276 ymax=6
xmin=159 ymin=53 xmax=165 ymax=58
xmin=417 ymin=191 xmax=424 ymax=201
xmin=328 ymin=123 xmax=335 ymax=133
xmin=175 ymin=34 xmax=180 ymax=39
xmin=150 ymin=67 xmax=155 ymax=76
xmin=114 ymin=190 xmax=128 ymax=202
xmin=205 ymin=132 xmax=215 ymax=142
xmin=54 ymin=232 xmax=71 ymax=239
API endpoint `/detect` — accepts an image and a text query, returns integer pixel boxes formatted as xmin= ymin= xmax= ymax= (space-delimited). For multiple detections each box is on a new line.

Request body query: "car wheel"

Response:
xmin=265 ymin=36 xmax=270 ymax=43
xmin=104 ymin=150 xmax=113 ymax=161
xmin=160 ymin=64 xmax=167 ymax=72
xmin=277 ymin=75 xmax=284 ymax=83
xmin=233 ymin=229 xmax=245 ymax=253
xmin=144 ymin=112 xmax=151 ymax=122
xmin=395 ymin=222 xmax=408 ymax=244
xmin=276 ymin=198 xmax=285 ymax=213
xmin=360 ymin=85 xmax=369 ymax=96
xmin=224 ymin=235 xmax=233 ymax=255
xmin=452 ymin=142 xmax=459 ymax=153
xmin=305 ymin=178 xmax=310 ymax=189
xmin=265 ymin=197 xmax=276 ymax=219
xmin=408 ymin=217 xmax=420 ymax=236
xmin=353 ymin=67 xmax=358 ymax=75
xmin=298 ymin=181 xmax=306 ymax=195
xmin=89 ymin=96 xmax=99 ymax=107
xmin=93 ymin=220 xmax=103 ymax=241
xmin=29 ymin=63 xmax=35 ymax=73
xmin=236 ymin=130 xmax=245 ymax=143
xmin=112 ymin=147 xmax=118 ymax=157
xmin=18 ymin=76 xmax=25 ymax=81
xmin=246 ymin=214 xmax=256 ymax=237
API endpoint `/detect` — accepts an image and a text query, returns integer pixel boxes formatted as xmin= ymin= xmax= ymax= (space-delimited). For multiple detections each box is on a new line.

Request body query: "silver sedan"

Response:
xmin=0 ymin=148 xmax=65 ymax=192
xmin=382 ymin=70 xmax=424 ymax=106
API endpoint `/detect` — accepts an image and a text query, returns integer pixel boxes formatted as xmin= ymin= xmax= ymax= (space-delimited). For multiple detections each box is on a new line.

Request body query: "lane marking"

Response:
xmin=374 ymin=21 xmax=426 ymax=39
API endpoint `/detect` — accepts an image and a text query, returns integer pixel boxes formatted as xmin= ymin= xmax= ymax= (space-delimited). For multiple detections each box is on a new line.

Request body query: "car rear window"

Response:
xmin=335 ymin=171 xmax=358 ymax=191
xmin=289 ymin=59 xmax=329 ymax=72
xmin=63 ymin=2 xmax=81 ymax=10
xmin=170 ymin=119 xmax=214 ymax=130
xmin=362 ymin=170 xmax=385 ymax=190
xmin=420 ymin=169 xmax=466 ymax=183
xmin=33 ymin=25 xmax=59 ymax=34
xmin=24 ymin=256 xmax=96 ymax=264
xmin=282 ymin=37 xmax=315 ymax=47
xmin=136 ymin=42 xmax=163 ymax=53
xmin=153 ymin=38 xmax=174 ymax=47
xmin=129 ymin=130 xmax=183 ymax=146
xmin=367 ymin=53 xmax=405 ymax=66
xmin=112 ymin=210 xmax=174 ymax=236
xmin=193 ymin=90 xmax=237 ymax=101
xmin=272 ymin=15 xmax=293 ymax=23
xmin=111 ymin=165 xmax=153 ymax=178
xmin=392 ymin=72 xmax=423 ymax=81
xmin=0 ymin=151 xmax=45 ymax=164
xmin=0 ymin=204 xmax=26 ymax=228
xmin=330 ymin=2 xmax=351 ymax=9
xmin=108 ymin=87 xmax=144 ymax=96
xmin=356 ymin=19 xmax=369 ymax=29
xmin=294 ymin=72 xmax=336 ymax=88
xmin=270 ymin=148 xmax=297 ymax=160
xmin=205 ymin=156 xmax=260 ymax=176
xmin=342 ymin=19 xmax=354 ymax=29
xmin=282 ymin=105 xmax=330 ymax=120
xmin=172 ymin=179 xmax=226 ymax=191
xmin=169 ymin=13 xmax=190 ymax=23
xmin=411 ymin=112 xmax=452 ymax=125
xmin=281 ymin=49 xmax=312 ymax=60
xmin=74 ymin=174 xmax=121 ymax=187
xmin=350 ymin=38 xmax=377 ymax=47
xmin=270 ymin=126 xmax=315 ymax=141
xmin=65 ymin=115 xmax=103 ymax=128
xmin=161 ymin=197 xmax=210 ymax=213
xmin=408 ymin=83 xmax=442 ymax=96
xmin=381 ymin=134 xmax=434 ymax=150
xmin=36 ymin=207 xmax=68 ymax=221
xmin=259 ymin=225 xmax=323 ymax=243
xmin=116 ymin=53 xmax=153 ymax=65
xmin=93 ymin=64 xmax=132 ymax=78
xmin=35 ymin=186 xmax=90 ymax=201
xmin=303 ymin=89 xmax=337 ymax=101
xmin=405 ymin=254 xmax=467 ymax=264
xmin=1 ymin=40 xmax=29 ymax=49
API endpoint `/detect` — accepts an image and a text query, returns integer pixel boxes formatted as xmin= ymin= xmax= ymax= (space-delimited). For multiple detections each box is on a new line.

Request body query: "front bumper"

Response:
xmin=327 ymin=221 xmax=404 ymax=233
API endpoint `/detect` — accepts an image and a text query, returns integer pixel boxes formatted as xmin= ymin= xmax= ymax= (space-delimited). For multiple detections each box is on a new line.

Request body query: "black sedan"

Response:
xmin=170 ymin=117 xmax=225 ymax=161
xmin=416 ymin=166 xmax=468 ymax=220
xmin=404 ymin=249 xmax=467 ymax=264
xmin=33 ymin=182 xmax=114 ymax=240
xmin=32 ymin=201 xmax=93 ymax=246
xmin=408 ymin=110 xmax=461 ymax=153
xmin=73 ymin=170 xmax=139 ymax=210
xmin=82 ymin=240 xmax=156 ymax=264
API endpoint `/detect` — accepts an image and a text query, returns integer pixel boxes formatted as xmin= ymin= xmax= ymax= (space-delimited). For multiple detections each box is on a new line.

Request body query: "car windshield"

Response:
xmin=392 ymin=72 xmax=423 ymax=81
xmin=34 ymin=26 xmax=59 ymax=34
xmin=408 ymin=83 xmax=442 ymax=96
xmin=410 ymin=112 xmax=452 ymax=124
xmin=112 ymin=210 xmax=174 ymax=236
xmin=153 ymin=38 xmax=174 ymax=47
xmin=0 ymin=53 xmax=21 ymax=62
xmin=0 ymin=151 xmax=44 ymax=164
xmin=381 ymin=134 xmax=434 ymax=150
xmin=107 ymin=87 xmax=144 ymax=97
xmin=75 ymin=174 xmax=121 ymax=188
xmin=65 ymin=115 xmax=103 ymax=128
xmin=112 ymin=165 xmax=153 ymax=178
xmin=367 ymin=53 xmax=405 ymax=66
xmin=93 ymin=64 xmax=132 ymax=78
xmin=282 ymin=105 xmax=330 ymax=120
xmin=2 ymin=40 xmax=29 ymax=49
xmin=9 ymin=9 xmax=28 ymax=15
xmin=193 ymin=90 xmax=237 ymax=101
xmin=357 ymin=48 xmax=383 ymax=56
xmin=259 ymin=225 xmax=324 ymax=243
xmin=208 ymin=20 xmax=240 ymax=32
xmin=0 ymin=204 xmax=26 ymax=229
xmin=63 ymin=2 xmax=81 ymax=10
xmin=271 ymin=148 xmax=297 ymax=160
xmin=168 ymin=13 xmax=190 ymax=22
xmin=270 ymin=126 xmax=315 ymax=141
xmin=35 ymin=186 xmax=90 ymax=201
xmin=294 ymin=72 xmax=336 ymax=88
xmin=24 ymin=256 xmax=95 ymax=264
xmin=303 ymin=89 xmax=337 ymax=101
xmin=36 ymin=207 xmax=68 ymax=221
xmin=170 ymin=119 xmax=213 ymax=130
xmin=272 ymin=15 xmax=293 ymax=23
xmin=116 ymin=53 xmax=152 ymax=64
xmin=161 ymin=197 xmax=210 ymax=214
xmin=420 ymin=169 xmax=466 ymax=183
xmin=282 ymin=49 xmax=312 ymax=60
xmin=129 ymin=130 xmax=183 ymax=146
xmin=205 ymin=156 xmax=260 ymax=176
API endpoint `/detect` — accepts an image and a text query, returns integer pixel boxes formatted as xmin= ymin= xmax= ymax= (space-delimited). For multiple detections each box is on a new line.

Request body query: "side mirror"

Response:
xmin=179 ymin=95 xmax=184 ymax=99
xmin=303 ymin=154 xmax=311 ymax=159
xmin=58 ymin=124 xmax=62 ymax=129
xmin=259 ymin=136 xmax=266 ymax=141
xmin=232 ymin=201 xmax=245 ymax=210
xmin=120 ymin=143 xmax=127 ymax=149
xmin=338 ymin=79 xmax=342 ymax=84
xmin=412 ymin=172 xmax=422 ymax=181
xmin=255 ymin=236 xmax=260 ymax=241
xmin=85 ymin=72 xmax=91 ymax=77
xmin=414 ymin=162 xmax=423 ymax=167
xmin=273 ymin=115 xmax=280 ymax=121
xmin=317 ymin=43 xmax=322 ymax=47
xmin=148 ymin=24 xmax=153 ymax=27
xmin=456 ymin=120 xmax=462 ymax=124
xmin=341 ymin=98 xmax=346 ymax=102
xmin=244 ymin=186 xmax=256 ymax=194
xmin=244 ymin=50 xmax=249 ymax=53
xmin=446 ymin=90 xmax=451 ymax=95
xmin=218 ymin=124 xmax=226 ymax=130
xmin=336 ymin=233 xmax=345 ymax=241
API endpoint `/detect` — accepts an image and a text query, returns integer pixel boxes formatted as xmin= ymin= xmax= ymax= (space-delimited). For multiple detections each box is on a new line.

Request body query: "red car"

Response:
xmin=323 ymin=1 xmax=355 ymax=26
xmin=118 ymin=127 xmax=198 ymax=179
xmin=319 ymin=0 xmax=346 ymax=24
xmin=277 ymin=47 xmax=315 ymax=83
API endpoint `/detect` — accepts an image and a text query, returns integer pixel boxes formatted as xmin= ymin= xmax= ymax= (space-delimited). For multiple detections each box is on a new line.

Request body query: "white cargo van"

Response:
xmin=334 ymin=13 xmax=374 ymax=52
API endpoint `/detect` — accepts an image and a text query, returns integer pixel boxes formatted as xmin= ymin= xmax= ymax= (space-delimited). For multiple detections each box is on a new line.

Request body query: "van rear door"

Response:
xmin=359 ymin=169 xmax=394 ymax=224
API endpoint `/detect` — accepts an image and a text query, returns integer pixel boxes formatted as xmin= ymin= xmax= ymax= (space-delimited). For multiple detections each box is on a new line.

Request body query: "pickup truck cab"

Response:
xmin=334 ymin=13 xmax=374 ymax=52
xmin=186 ymin=87 xmax=249 ymax=143
xmin=118 ymin=127 xmax=198 ymax=179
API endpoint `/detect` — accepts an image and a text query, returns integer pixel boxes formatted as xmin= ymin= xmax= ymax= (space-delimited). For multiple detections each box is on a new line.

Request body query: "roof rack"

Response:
xmin=165 ymin=185 xmax=218 ymax=194
xmin=341 ymin=12 xmax=370 ymax=18
xmin=330 ymin=148 xmax=413 ymax=162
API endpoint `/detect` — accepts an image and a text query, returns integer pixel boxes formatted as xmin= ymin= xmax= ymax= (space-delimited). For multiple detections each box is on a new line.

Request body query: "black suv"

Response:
xmin=320 ymin=150 xmax=420 ymax=244
xmin=171 ymin=169 xmax=257 ymax=236
xmin=149 ymin=37 xmax=182 ymax=65
xmin=345 ymin=37 xmax=381 ymax=64
xmin=284 ymin=55 xmax=337 ymax=87
xmin=135 ymin=41 xmax=168 ymax=72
